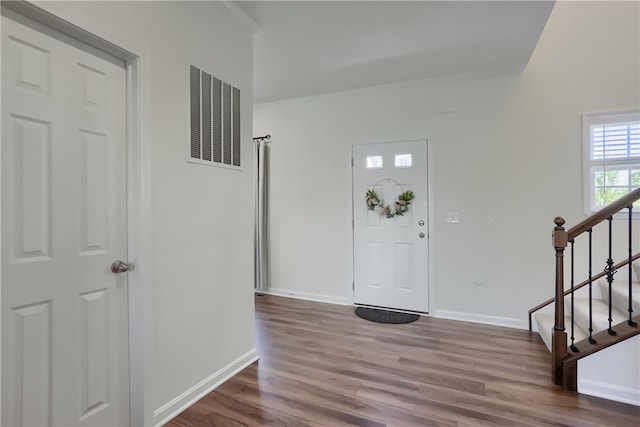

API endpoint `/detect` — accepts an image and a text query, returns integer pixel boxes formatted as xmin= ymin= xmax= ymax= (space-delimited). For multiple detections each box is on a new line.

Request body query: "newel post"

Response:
xmin=552 ymin=216 xmax=568 ymax=385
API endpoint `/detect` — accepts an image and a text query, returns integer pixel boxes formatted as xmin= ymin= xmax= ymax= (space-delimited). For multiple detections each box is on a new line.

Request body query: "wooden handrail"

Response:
xmin=528 ymin=252 xmax=640 ymax=330
xmin=568 ymin=187 xmax=640 ymax=240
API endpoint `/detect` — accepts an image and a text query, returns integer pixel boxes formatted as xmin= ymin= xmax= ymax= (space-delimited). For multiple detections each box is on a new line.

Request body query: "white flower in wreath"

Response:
xmin=365 ymin=189 xmax=381 ymax=211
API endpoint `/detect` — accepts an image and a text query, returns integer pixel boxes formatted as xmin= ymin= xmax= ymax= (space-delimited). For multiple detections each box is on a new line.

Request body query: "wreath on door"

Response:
xmin=365 ymin=179 xmax=415 ymax=218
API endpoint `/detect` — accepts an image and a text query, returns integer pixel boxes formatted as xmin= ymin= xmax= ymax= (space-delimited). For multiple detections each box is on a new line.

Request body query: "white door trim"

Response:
xmin=0 ymin=2 xmax=151 ymax=425
xmin=350 ymin=139 xmax=435 ymax=313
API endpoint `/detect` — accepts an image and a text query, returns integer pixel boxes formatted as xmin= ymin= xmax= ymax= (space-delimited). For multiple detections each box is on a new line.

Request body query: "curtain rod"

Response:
xmin=253 ymin=134 xmax=271 ymax=142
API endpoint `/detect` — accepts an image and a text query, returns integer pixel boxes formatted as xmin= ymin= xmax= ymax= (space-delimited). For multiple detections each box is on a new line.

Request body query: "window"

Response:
xmin=394 ymin=154 xmax=412 ymax=168
xmin=366 ymin=155 xmax=383 ymax=169
xmin=583 ymin=110 xmax=640 ymax=213
xmin=189 ymin=65 xmax=241 ymax=168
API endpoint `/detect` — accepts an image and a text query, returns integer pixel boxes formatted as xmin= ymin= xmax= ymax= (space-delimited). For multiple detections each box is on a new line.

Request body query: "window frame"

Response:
xmin=582 ymin=109 xmax=640 ymax=216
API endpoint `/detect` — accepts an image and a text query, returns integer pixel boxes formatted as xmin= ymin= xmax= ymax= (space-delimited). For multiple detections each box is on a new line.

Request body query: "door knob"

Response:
xmin=111 ymin=260 xmax=131 ymax=273
xmin=418 ymin=232 xmax=426 ymax=238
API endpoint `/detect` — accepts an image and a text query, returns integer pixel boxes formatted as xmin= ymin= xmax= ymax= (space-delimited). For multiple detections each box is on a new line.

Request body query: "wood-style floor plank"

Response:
xmin=166 ymin=296 xmax=640 ymax=426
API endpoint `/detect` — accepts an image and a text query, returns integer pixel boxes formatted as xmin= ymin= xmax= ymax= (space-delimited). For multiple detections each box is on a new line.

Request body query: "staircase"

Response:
xmin=529 ymin=187 xmax=640 ymax=403
xmin=534 ymin=261 xmax=640 ymax=353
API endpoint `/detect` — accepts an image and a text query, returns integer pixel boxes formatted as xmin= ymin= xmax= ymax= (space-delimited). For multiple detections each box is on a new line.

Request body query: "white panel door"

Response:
xmin=353 ymin=140 xmax=429 ymax=312
xmin=1 ymin=12 xmax=129 ymax=427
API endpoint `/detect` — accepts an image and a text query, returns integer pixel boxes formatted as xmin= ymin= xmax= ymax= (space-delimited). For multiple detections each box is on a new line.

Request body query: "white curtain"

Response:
xmin=254 ymin=140 xmax=269 ymax=291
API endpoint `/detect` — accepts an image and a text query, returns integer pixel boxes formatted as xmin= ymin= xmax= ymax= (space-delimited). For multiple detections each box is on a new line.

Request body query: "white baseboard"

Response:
xmin=153 ymin=348 xmax=259 ymax=426
xmin=578 ymin=378 xmax=640 ymax=407
xmin=256 ymin=287 xmax=352 ymax=306
xmin=432 ymin=309 xmax=527 ymax=330
xmin=258 ymin=291 xmax=527 ymax=329
xmin=257 ymin=290 xmax=528 ymax=329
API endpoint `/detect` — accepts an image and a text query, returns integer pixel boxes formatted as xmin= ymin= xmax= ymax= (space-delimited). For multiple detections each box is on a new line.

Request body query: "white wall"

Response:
xmin=254 ymin=1 xmax=640 ymax=327
xmin=579 ymin=336 xmax=640 ymax=406
xmin=42 ymin=1 xmax=256 ymax=425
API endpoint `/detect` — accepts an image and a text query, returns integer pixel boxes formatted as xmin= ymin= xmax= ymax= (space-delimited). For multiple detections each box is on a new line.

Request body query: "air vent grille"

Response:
xmin=223 ymin=82 xmax=232 ymax=165
xmin=201 ymin=71 xmax=212 ymax=161
xmin=189 ymin=65 xmax=241 ymax=168
xmin=190 ymin=65 xmax=200 ymax=159
xmin=233 ymin=87 xmax=241 ymax=166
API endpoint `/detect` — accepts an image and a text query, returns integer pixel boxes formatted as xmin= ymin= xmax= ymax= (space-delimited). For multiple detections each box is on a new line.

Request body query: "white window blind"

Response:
xmin=592 ymin=122 xmax=640 ymax=160
xmin=583 ymin=110 xmax=640 ymax=213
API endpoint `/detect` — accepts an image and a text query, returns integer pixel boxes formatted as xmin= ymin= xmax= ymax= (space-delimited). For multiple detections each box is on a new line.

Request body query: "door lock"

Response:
xmin=111 ymin=260 xmax=131 ymax=273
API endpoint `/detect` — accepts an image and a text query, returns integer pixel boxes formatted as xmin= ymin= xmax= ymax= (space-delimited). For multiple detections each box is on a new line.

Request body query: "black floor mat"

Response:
xmin=355 ymin=307 xmax=420 ymax=324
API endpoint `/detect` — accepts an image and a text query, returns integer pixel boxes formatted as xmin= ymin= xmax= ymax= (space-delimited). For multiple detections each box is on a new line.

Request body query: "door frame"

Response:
xmin=350 ymin=139 xmax=435 ymax=313
xmin=0 ymin=2 xmax=151 ymax=425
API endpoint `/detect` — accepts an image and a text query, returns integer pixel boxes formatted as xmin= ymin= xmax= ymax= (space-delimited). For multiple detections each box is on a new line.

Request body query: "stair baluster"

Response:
xmin=570 ymin=240 xmax=579 ymax=353
xmin=628 ymin=205 xmax=637 ymax=327
xmin=605 ymin=217 xmax=617 ymax=336
xmin=588 ymin=229 xmax=597 ymax=344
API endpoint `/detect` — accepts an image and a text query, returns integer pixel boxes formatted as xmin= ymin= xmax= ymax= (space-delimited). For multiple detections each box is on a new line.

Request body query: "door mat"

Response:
xmin=355 ymin=307 xmax=420 ymax=324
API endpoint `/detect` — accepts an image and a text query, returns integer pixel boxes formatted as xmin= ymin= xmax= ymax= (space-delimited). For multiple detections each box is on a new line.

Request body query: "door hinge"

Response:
xmin=351 ymin=157 xmax=354 ymax=167
xmin=352 ymin=219 xmax=354 ymax=229
xmin=352 ymin=282 xmax=355 ymax=291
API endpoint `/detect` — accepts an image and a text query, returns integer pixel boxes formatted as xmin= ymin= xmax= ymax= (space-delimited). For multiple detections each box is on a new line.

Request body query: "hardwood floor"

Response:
xmin=167 ymin=296 xmax=640 ymax=426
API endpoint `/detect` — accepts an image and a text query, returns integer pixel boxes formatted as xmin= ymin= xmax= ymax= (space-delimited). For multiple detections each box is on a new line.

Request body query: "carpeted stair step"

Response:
xmin=534 ymin=312 xmax=587 ymax=352
xmin=597 ymin=279 xmax=640 ymax=316
xmin=568 ymin=297 xmax=628 ymax=334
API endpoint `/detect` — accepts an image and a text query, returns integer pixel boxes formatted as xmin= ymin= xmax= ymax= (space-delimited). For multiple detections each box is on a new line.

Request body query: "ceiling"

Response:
xmin=235 ymin=1 xmax=556 ymax=104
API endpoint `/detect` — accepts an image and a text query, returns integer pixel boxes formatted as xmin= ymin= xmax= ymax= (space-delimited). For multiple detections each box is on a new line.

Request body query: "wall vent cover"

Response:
xmin=189 ymin=65 xmax=241 ymax=168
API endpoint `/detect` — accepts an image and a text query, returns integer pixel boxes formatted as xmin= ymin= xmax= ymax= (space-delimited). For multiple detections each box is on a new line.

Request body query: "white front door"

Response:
xmin=352 ymin=140 xmax=429 ymax=312
xmin=1 ymin=12 xmax=130 ymax=426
